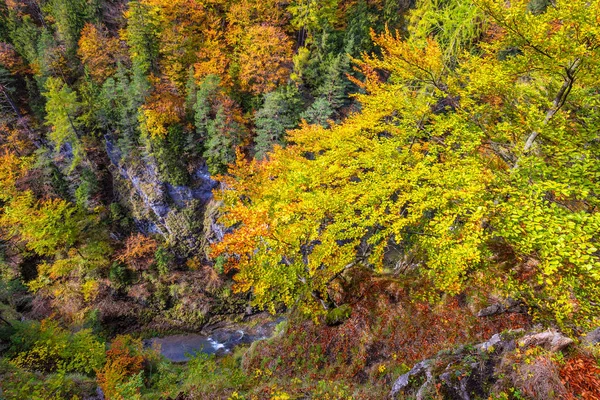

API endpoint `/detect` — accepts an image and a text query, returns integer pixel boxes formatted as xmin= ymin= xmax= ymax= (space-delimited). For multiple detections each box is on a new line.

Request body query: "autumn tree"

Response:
xmin=77 ymin=23 xmax=124 ymax=83
xmin=238 ymin=24 xmax=294 ymax=95
xmin=116 ymin=233 xmax=158 ymax=275
xmin=140 ymin=75 xmax=185 ymax=139
xmin=213 ymin=0 xmax=600 ymax=329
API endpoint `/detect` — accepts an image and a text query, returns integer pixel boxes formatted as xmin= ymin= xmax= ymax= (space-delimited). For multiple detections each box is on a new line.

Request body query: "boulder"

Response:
xmin=582 ymin=327 xmax=600 ymax=345
xmin=390 ymin=329 xmax=574 ymax=399
xmin=518 ymin=330 xmax=573 ymax=352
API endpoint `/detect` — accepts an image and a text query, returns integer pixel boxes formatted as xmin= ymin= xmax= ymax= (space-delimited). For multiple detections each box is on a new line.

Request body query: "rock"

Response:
xmin=478 ymin=303 xmax=504 ymax=317
xmin=582 ymin=327 xmax=600 ymax=345
xmin=518 ymin=330 xmax=573 ymax=352
xmin=390 ymin=360 xmax=433 ymax=399
xmin=477 ymin=299 xmax=526 ymax=317
xmin=389 ymin=329 xmax=573 ymax=400
xmin=476 ymin=333 xmax=502 ymax=352
xmin=105 ymin=134 xmax=217 ymax=250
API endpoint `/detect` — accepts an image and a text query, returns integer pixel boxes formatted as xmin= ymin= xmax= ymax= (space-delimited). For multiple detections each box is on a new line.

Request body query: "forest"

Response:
xmin=0 ymin=0 xmax=599 ymax=398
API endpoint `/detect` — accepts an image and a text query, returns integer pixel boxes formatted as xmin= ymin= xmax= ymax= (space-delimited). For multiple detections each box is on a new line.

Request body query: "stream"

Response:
xmin=146 ymin=319 xmax=282 ymax=362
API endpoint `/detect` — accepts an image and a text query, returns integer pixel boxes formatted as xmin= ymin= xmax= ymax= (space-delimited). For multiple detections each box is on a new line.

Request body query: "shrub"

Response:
xmin=9 ymin=319 xmax=105 ymax=374
xmin=96 ymin=335 xmax=146 ymax=400
xmin=0 ymin=358 xmax=99 ymax=399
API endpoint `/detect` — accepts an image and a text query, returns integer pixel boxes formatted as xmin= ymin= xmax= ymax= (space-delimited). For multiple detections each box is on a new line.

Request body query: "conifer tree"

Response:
xmin=254 ymin=85 xmax=303 ymax=159
xmin=43 ymin=77 xmax=84 ymax=171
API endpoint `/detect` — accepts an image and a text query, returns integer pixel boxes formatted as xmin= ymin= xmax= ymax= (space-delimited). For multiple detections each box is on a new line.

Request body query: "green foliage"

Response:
xmin=109 ymin=262 xmax=132 ymax=289
xmin=46 ymin=0 xmax=97 ymax=56
xmin=114 ymin=371 xmax=144 ymax=400
xmin=154 ymin=246 xmax=172 ymax=276
xmin=149 ymin=125 xmax=190 ymax=186
xmin=254 ymin=85 xmax=303 ymax=159
xmin=2 ymin=192 xmax=81 ymax=257
xmin=183 ymin=352 xmax=249 ymax=396
xmin=215 ymin=0 xmax=600 ymax=328
xmin=193 ymin=75 xmax=247 ymax=174
xmin=301 ymin=97 xmax=335 ymax=127
xmin=8 ymin=319 xmax=105 ymax=374
xmin=99 ymin=65 xmax=144 ymax=146
xmin=0 ymin=359 xmax=98 ymax=400
xmin=75 ymin=167 xmax=98 ymax=208
xmin=6 ymin=13 xmax=41 ymax=67
xmin=325 ymin=304 xmax=352 ymax=326
xmin=409 ymin=0 xmax=484 ymax=66
xmin=43 ymin=77 xmax=84 ymax=171
xmin=124 ymin=1 xmax=161 ymax=75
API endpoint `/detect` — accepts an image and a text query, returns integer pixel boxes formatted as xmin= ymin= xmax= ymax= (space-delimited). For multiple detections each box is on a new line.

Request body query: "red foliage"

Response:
xmin=116 ymin=233 xmax=158 ymax=273
xmin=0 ymin=43 xmax=29 ymax=75
xmin=96 ymin=335 xmax=145 ymax=399
xmin=243 ymin=271 xmax=530 ymax=385
xmin=560 ymin=355 xmax=600 ymax=400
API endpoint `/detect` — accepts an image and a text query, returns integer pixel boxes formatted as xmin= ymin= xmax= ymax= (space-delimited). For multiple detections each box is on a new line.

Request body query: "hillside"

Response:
xmin=0 ymin=0 xmax=599 ymax=399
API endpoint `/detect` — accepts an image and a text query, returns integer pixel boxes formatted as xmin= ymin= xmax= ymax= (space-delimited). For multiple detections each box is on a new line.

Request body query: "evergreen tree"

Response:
xmin=124 ymin=1 xmax=161 ymax=76
xmin=193 ymin=74 xmax=247 ymax=174
xmin=203 ymin=105 xmax=241 ymax=175
xmin=43 ymin=77 xmax=84 ymax=171
xmin=300 ymin=97 xmax=334 ymax=127
xmin=48 ymin=0 xmax=97 ymax=57
xmin=301 ymin=52 xmax=353 ymax=126
xmin=254 ymin=85 xmax=303 ymax=159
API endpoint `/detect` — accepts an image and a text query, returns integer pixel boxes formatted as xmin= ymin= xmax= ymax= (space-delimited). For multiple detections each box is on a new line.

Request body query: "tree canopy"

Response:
xmin=214 ymin=0 xmax=600 ymax=329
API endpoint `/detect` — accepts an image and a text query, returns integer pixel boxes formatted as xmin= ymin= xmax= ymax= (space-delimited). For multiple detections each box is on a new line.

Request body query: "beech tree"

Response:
xmin=214 ymin=0 xmax=600 ymax=328
xmin=77 ymin=23 xmax=123 ymax=83
xmin=238 ymin=24 xmax=294 ymax=95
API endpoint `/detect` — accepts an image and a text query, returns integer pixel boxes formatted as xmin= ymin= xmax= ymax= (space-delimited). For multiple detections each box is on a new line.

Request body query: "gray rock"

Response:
xmin=390 ymin=360 xmax=433 ymax=399
xmin=582 ymin=327 xmax=600 ymax=345
xmin=518 ymin=330 xmax=573 ymax=352
xmin=105 ymin=134 xmax=217 ymax=250
xmin=477 ymin=299 xmax=525 ymax=317
xmin=476 ymin=333 xmax=502 ymax=352
xmin=478 ymin=303 xmax=505 ymax=317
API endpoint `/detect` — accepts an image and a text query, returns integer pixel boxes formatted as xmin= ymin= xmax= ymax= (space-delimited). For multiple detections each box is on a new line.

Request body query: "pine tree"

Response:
xmin=43 ymin=77 xmax=84 ymax=171
xmin=123 ymin=1 xmax=160 ymax=75
xmin=254 ymin=85 xmax=303 ymax=159
xmin=49 ymin=0 xmax=97 ymax=57
xmin=300 ymin=97 xmax=334 ymax=127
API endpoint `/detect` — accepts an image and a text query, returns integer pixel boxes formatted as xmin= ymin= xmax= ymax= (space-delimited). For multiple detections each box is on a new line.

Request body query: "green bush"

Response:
xmin=8 ymin=319 xmax=105 ymax=374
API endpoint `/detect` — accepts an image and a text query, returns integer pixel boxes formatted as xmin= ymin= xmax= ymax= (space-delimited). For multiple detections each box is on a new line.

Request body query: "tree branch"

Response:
xmin=513 ymin=59 xmax=580 ymax=168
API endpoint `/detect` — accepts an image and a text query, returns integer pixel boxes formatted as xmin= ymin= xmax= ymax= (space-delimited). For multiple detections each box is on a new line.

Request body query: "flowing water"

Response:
xmin=146 ymin=319 xmax=282 ymax=362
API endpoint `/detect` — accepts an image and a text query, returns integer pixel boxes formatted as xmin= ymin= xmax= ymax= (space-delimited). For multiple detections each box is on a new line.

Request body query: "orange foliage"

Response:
xmin=225 ymin=0 xmax=289 ymax=48
xmin=194 ymin=32 xmax=230 ymax=83
xmin=141 ymin=76 xmax=185 ymax=138
xmin=238 ymin=24 xmax=293 ymax=94
xmin=96 ymin=335 xmax=145 ymax=400
xmin=78 ymin=23 xmax=124 ymax=83
xmin=116 ymin=233 xmax=158 ymax=272
xmin=0 ymin=43 xmax=29 ymax=75
xmin=560 ymin=355 xmax=600 ymax=400
xmin=143 ymin=0 xmax=217 ymax=88
xmin=5 ymin=0 xmax=26 ymax=14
